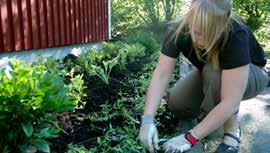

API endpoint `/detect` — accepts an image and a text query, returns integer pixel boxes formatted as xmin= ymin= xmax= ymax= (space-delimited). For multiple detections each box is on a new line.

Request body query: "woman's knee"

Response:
xmin=202 ymin=64 xmax=222 ymax=102
xmin=164 ymin=90 xmax=201 ymax=119
xmin=243 ymin=64 xmax=268 ymax=100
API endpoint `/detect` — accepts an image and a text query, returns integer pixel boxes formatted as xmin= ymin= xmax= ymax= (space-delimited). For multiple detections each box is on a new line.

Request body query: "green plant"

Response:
xmin=88 ymin=56 xmax=119 ymax=85
xmin=67 ymin=69 xmax=87 ymax=108
xmin=66 ymin=144 xmax=91 ymax=153
xmin=0 ymin=59 xmax=77 ymax=153
xmin=89 ymin=101 xmax=119 ymax=122
xmin=89 ymin=124 xmax=144 ymax=153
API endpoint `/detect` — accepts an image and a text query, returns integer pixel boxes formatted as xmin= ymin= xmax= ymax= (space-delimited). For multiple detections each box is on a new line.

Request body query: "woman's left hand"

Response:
xmin=162 ymin=134 xmax=192 ymax=153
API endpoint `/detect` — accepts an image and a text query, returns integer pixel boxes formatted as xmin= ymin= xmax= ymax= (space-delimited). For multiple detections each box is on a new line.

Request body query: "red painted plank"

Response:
xmin=67 ymin=0 xmax=71 ymax=44
xmin=93 ymin=0 xmax=97 ymax=42
xmin=103 ymin=0 xmax=106 ymax=40
xmin=55 ymin=0 xmax=60 ymax=45
xmin=39 ymin=0 xmax=46 ymax=48
xmin=101 ymin=0 xmax=105 ymax=40
xmin=85 ymin=0 xmax=89 ymax=42
xmin=53 ymin=0 xmax=58 ymax=45
xmin=35 ymin=0 xmax=41 ymax=48
xmin=6 ymin=0 xmax=15 ymax=51
xmin=105 ymin=0 xmax=108 ymax=40
xmin=81 ymin=0 xmax=85 ymax=42
xmin=94 ymin=0 xmax=97 ymax=41
xmin=1 ymin=0 xmax=8 ymax=52
xmin=73 ymin=0 xmax=76 ymax=43
xmin=74 ymin=0 xmax=79 ymax=43
xmin=84 ymin=0 xmax=88 ymax=42
xmin=49 ymin=0 xmax=55 ymax=46
xmin=90 ymin=0 xmax=93 ymax=41
xmin=72 ymin=0 xmax=76 ymax=44
xmin=84 ymin=0 xmax=87 ymax=42
xmin=30 ymin=0 xmax=38 ymax=49
xmin=58 ymin=0 xmax=64 ymax=45
xmin=17 ymin=0 xmax=25 ymax=50
xmin=96 ymin=0 xmax=100 ymax=41
xmin=89 ymin=0 xmax=93 ymax=42
xmin=95 ymin=0 xmax=98 ymax=42
xmin=12 ymin=0 xmax=20 ymax=50
xmin=68 ymin=0 xmax=72 ymax=44
xmin=102 ymin=0 xmax=105 ymax=40
xmin=100 ymin=0 xmax=103 ymax=41
xmin=99 ymin=0 xmax=103 ymax=40
xmin=78 ymin=0 xmax=82 ymax=43
xmin=0 ymin=1 xmax=4 ymax=51
xmin=21 ymin=0 xmax=28 ymax=49
xmin=97 ymin=0 xmax=100 ymax=41
xmin=104 ymin=0 xmax=108 ymax=40
xmin=81 ymin=0 xmax=85 ymax=43
xmin=62 ymin=0 xmax=67 ymax=44
xmin=42 ymin=0 xmax=49 ymax=47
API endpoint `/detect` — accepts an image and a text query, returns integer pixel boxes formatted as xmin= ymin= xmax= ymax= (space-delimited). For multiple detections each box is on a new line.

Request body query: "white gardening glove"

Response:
xmin=162 ymin=130 xmax=199 ymax=153
xmin=139 ymin=115 xmax=160 ymax=153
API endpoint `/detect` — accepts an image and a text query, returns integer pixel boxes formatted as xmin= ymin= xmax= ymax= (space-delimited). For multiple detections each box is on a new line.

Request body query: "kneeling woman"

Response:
xmin=139 ymin=0 xmax=268 ymax=153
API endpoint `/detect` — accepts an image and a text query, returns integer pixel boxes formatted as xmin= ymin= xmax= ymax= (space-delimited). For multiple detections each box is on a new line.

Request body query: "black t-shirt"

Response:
xmin=161 ymin=19 xmax=267 ymax=70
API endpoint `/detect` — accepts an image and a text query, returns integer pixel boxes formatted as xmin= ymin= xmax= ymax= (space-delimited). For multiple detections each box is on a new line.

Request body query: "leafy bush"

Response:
xmin=36 ymin=56 xmax=87 ymax=108
xmin=120 ymin=43 xmax=146 ymax=63
xmin=233 ymin=0 xmax=270 ymax=31
xmin=127 ymin=30 xmax=160 ymax=53
xmin=0 ymin=59 xmax=80 ymax=153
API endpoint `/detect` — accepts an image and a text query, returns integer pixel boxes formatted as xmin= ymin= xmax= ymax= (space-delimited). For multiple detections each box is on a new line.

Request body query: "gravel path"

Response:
xmin=238 ymin=88 xmax=270 ymax=153
xmin=201 ymin=87 xmax=270 ymax=153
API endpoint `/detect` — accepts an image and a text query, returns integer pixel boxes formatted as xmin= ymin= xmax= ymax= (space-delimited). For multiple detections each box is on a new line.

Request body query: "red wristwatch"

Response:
xmin=185 ymin=132 xmax=199 ymax=147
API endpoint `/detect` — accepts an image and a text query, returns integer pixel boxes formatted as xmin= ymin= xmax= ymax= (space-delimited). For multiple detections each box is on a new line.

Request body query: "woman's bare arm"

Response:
xmin=193 ymin=64 xmax=249 ymax=139
xmin=144 ymin=53 xmax=177 ymax=115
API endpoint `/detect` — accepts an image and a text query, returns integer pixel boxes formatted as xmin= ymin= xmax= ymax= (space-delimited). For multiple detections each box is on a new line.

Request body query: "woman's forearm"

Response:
xmin=144 ymin=70 xmax=172 ymax=116
xmin=193 ymin=100 xmax=240 ymax=139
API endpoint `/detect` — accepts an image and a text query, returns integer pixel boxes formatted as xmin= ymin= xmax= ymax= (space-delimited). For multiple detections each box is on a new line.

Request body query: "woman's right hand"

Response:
xmin=139 ymin=123 xmax=160 ymax=153
xmin=139 ymin=53 xmax=176 ymax=152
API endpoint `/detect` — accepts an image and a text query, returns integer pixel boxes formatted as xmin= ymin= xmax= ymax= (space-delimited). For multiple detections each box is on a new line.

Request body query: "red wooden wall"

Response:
xmin=0 ymin=0 xmax=109 ymax=52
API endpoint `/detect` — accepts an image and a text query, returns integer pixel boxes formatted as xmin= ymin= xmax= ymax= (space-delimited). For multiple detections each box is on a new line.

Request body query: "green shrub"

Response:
xmin=0 ymin=59 xmax=78 ymax=153
xmin=127 ymin=30 xmax=160 ymax=53
xmin=120 ymin=43 xmax=146 ymax=63
xmin=36 ymin=57 xmax=87 ymax=108
xmin=101 ymin=41 xmax=125 ymax=59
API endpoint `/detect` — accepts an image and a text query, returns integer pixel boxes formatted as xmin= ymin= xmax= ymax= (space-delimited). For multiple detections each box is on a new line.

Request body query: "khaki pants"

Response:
xmin=165 ymin=63 xmax=268 ymax=119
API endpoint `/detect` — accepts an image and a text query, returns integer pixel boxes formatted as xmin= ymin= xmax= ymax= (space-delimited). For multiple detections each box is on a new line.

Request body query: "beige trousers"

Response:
xmin=165 ymin=63 xmax=268 ymax=119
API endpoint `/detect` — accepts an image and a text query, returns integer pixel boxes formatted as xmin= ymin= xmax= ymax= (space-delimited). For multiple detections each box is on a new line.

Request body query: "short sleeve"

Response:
xmin=161 ymin=26 xmax=181 ymax=58
xmin=219 ymin=30 xmax=251 ymax=69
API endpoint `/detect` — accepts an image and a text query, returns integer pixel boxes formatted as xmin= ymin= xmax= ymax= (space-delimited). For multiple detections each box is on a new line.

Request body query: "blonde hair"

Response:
xmin=174 ymin=0 xmax=238 ymax=69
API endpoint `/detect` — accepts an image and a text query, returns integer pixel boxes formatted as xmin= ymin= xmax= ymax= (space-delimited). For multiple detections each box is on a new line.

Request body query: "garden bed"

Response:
xmin=46 ymin=39 xmax=181 ymax=152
